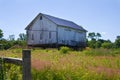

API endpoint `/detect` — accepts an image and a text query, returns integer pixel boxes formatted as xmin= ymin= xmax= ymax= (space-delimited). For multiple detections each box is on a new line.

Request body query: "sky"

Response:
xmin=0 ymin=0 xmax=120 ymax=42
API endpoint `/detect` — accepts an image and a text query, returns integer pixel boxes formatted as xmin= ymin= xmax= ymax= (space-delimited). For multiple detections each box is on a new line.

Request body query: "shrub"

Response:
xmin=112 ymin=49 xmax=120 ymax=55
xmin=101 ymin=42 xmax=113 ymax=49
xmin=59 ymin=46 xmax=71 ymax=54
xmin=95 ymin=41 xmax=102 ymax=48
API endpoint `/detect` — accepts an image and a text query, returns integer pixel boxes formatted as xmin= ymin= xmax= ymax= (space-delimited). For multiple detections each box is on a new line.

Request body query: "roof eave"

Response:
xmin=57 ymin=24 xmax=87 ymax=32
xmin=25 ymin=13 xmax=41 ymax=30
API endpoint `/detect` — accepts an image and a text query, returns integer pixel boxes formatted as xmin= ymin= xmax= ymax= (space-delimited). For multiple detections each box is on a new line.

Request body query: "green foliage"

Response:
xmin=96 ymin=33 xmax=101 ymax=40
xmin=83 ymin=48 xmax=120 ymax=56
xmin=4 ymin=64 xmax=22 ymax=80
xmin=87 ymin=36 xmax=114 ymax=49
xmin=0 ymin=31 xmax=27 ymax=50
xmin=59 ymin=46 xmax=71 ymax=54
xmin=0 ymin=58 xmax=4 ymax=80
xmin=0 ymin=29 xmax=3 ymax=39
xmin=0 ymin=39 xmax=12 ymax=50
xmin=13 ymin=40 xmax=27 ymax=47
xmin=88 ymin=32 xmax=101 ymax=40
xmin=88 ymin=32 xmax=96 ymax=40
xmin=0 ymin=39 xmax=27 ymax=50
xmin=114 ymin=36 xmax=120 ymax=48
xmin=95 ymin=41 xmax=102 ymax=48
xmin=1 ymin=49 xmax=120 ymax=80
xmin=86 ymin=32 xmax=120 ymax=49
xmin=87 ymin=39 xmax=96 ymax=48
xmin=0 ymin=59 xmax=22 ymax=80
xmin=101 ymin=42 xmax=113 ymax=49
xmin=31 ymin=48 xmax=120 ymax=80
xmin=32 ymin=68 xmax=103 ymax=80
xmin=18 ymin=33 xmax=27 ymax=41
xmin=83 ymin=48 xmax=110 ymax=56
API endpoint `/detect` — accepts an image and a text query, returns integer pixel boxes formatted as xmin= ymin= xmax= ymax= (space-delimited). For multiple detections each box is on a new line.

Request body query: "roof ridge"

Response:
xmin=41 ymin=13 xmax=86 ymax=31
xmin=25 ymin=13 xmax=87 ymax=32
xmin=41 ymin=13 xmax=74 ymax=23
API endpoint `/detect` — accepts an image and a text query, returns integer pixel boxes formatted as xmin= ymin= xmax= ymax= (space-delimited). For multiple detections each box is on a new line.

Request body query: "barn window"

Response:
xmin=40 ymin=16 xmax=42 ymax=20
xmin=31 ymin=34 xmax=34 ymax=40
xmin=49 ymin=32 xmax=51 ymax=39
xmin=40 ymin=32 xmax=43 ymax=40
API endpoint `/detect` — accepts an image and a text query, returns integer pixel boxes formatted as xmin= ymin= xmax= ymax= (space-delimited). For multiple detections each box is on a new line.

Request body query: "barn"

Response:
xmin=25 ymin=13 xmax=87 ymax=48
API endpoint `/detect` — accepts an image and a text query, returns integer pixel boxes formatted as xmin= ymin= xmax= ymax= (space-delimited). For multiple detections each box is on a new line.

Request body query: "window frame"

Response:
xmin=40 ymin=16 xmax=42 ymax=20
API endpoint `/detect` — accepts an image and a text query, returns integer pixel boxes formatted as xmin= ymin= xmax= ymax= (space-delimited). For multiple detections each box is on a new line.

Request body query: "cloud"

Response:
xmin=101 ymin=32 xmax=107 ymax=35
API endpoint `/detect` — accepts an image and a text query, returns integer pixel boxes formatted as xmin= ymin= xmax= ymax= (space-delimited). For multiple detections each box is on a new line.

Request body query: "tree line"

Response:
xmin=0 ymin=28 xmax=120 ymax=49
xmin=0 ymin=29 xmax=27 ymax=49
xmin=87 ymin=32 xmax=120 ymax=49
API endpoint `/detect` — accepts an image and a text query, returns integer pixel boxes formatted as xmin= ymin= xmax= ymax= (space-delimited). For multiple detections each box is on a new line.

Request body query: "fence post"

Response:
xmin=0 ymin=58 xmax=3 ymax=79
xmin=22 ymin=50 xmax=31 ymax=80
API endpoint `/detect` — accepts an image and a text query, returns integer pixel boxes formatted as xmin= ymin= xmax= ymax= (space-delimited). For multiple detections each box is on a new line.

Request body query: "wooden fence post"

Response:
xmin=22 ymin=50 xmax=31 ymax=80
xmin=0 ymin=58 xmax=3 ymax=80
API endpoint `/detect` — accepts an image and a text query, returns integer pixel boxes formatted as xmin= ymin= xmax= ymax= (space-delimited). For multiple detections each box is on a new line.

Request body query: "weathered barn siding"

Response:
xmin=57 ymin=25 xmax=86 ymax=46
xmin=27 ymin=14 xmax=57 ymax=45
xmin=26 ymin=13 xmax=87 ymax=47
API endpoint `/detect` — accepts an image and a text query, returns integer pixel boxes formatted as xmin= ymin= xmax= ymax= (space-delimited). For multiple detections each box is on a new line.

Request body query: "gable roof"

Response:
xmin=25 ymin=13 xmax=87 ymax=32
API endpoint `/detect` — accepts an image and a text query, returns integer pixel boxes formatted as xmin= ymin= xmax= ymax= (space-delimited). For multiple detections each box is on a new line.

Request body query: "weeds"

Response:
xmin=0 ymin=48 xmax=120 ymax=80
xmin=83 ymin=48 xmax=120 ymax=56
xmin=60 ymin=46 xmax=71 ymax=54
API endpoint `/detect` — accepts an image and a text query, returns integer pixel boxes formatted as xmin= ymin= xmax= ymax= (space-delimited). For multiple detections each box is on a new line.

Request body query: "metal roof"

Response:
xmin=25 ymin=13 xmax=87 ymax=32
xmin=42 ymin=13 xmax=87 ymax=31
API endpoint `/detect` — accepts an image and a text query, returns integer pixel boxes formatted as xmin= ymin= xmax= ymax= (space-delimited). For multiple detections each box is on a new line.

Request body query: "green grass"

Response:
xmin=0 ymin=48 xmax=120 ymax=80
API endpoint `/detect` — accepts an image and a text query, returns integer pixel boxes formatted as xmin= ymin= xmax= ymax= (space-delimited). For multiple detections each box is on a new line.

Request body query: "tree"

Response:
xmin=88 ymin=39 xmax=96 ymax=48
xmin=88 ymin=32 xmax=96 ymax=40
xmin=9 ymin=35 xmax=15 ymax=41
xmin=88 ymin=32 xmax=101 ymax=40
xmin=0 ymin=29 xmax=3 ymax=39
xmin=114 ymin=36 xmax=120 ymax=48
xmin=18 ymin=33 xmax=27 ymax=41
xmin=98 ymin=39 xmax=105 ymax=43
xmin=96 ymin=33 xmax=101 ymax=40
xmin=101 ymin=42 xmax=113 ymax=49
xmin=95 ymin=41 xmax=102 ymax=48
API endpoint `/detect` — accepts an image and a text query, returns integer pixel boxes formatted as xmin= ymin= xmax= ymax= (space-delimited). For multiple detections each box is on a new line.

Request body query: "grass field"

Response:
xmin=0 ymin=48 xmax=120 ymax=80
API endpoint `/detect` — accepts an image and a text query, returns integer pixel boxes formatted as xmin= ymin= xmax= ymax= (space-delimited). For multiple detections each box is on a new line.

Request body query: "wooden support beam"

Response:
xmin=3 ymin=57 xmax=22 ymax=65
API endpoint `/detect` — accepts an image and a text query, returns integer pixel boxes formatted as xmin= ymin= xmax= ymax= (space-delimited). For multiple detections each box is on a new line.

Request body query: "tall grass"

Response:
xmin=0 ymin=48 xmax=120 ymax=80
xmin=83 ymin=48 xmax=120 ymax=56
xmin=4 ymin=64 xmax=22 ymax=80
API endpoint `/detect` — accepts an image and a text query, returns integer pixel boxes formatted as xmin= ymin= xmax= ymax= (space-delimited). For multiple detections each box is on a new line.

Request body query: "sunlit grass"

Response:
xmin=0 ymin=48 xmax=120 ymax=80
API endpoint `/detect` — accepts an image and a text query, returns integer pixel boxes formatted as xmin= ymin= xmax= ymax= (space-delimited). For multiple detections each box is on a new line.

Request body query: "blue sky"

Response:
xmin=0 ymin=0 xmax=120 ymax=42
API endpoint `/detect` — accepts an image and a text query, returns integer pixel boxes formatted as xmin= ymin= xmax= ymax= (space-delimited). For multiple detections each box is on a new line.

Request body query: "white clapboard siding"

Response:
xmin=25 ymin=13 xmax=87 ymax=47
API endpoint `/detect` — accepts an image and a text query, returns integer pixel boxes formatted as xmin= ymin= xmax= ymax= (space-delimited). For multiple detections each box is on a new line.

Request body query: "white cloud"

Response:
xmin=101 ymin=32 xmax=107 ymax=35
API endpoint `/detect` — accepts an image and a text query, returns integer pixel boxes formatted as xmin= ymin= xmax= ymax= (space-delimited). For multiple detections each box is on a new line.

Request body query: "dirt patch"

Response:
xmin=32 ymin=59 xmax=51 ymax=70
xmin=88 ymin=66 xmax=120 ymax=77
